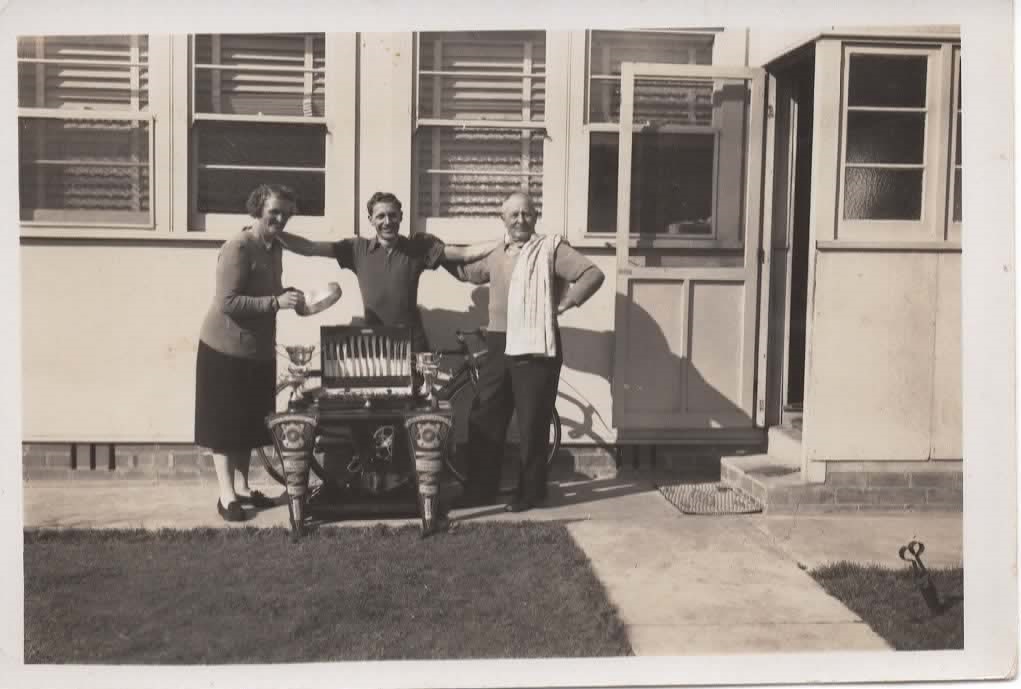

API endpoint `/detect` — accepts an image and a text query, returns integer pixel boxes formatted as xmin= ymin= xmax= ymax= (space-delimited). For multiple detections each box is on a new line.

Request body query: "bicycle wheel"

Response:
xmin=443 ymin=376 xmax=478 ymax=485
xmin=546 ymin=407 xmax=562 ymax=469
xmin=443 ymin=387 xmax=563 ymax=485
xmin=254 ymin=443 xmax=329 ymax=493
xmin=254 ymin=445 xmax=286 ymax=485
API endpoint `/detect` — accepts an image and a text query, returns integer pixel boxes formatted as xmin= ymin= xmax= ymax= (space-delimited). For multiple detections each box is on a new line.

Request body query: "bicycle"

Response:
xmin=432 ymin=327 xmax=562 ymax=485
xmin=254 ymin=329 xmax=563 ymax=489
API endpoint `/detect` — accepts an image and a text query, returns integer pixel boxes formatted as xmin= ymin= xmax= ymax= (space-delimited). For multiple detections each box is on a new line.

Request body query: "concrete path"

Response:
xmin=22 ymin=476 xmax=963 ymax=656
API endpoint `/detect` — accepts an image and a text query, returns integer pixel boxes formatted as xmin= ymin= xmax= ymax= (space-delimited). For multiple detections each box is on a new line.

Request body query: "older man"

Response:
xmin=446 ymin=192 xmax=605 ymax=512
xmin=279 ymin=191 xmax=497 ymax=351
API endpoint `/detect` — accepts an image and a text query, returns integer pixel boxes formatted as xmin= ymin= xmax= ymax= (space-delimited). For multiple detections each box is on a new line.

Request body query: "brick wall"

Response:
xmin=23 ymin=442 xmax=625 ymax=482
xmin=827 ymin=470 xmax=963 ymax=512
xmin=720 ymin=456 xmax=963 ymax=513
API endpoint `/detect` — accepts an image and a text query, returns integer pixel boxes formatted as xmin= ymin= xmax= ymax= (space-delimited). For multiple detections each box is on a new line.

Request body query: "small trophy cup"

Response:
xmin=280 ymin=345 xmax=316 ymax=402
xmin=415 ymin=352 xmax=441 ymax=409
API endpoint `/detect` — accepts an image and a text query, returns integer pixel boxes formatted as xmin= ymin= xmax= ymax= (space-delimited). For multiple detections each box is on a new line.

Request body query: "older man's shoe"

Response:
xmin=217 ymin=499 xmax=245 ymax=522
xmin=504 ymin=500 xmax=534 ymax=513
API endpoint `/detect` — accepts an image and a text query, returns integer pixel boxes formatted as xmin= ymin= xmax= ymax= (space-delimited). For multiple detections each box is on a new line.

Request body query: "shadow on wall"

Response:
xmin=421 ymin=287 xmax=614 ymax=445
xmin=611 ymin=290 xmax=753 ymax=436
xmin=420 ymin=283 xmax=753 ymax=444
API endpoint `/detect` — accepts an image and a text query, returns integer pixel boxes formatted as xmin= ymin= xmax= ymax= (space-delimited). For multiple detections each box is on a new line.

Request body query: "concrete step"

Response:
xmin=721 ymin=453 xmax=861 ymax=514
xmin=720 ymin=454 xmax=804 ymax=512
xmin=767 ymin=425 xmax=803 ymax=467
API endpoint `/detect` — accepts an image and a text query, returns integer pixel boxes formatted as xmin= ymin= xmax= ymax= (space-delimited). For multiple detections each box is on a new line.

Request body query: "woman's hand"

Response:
xmin=276 ymin=289 xmax=305 ymax=311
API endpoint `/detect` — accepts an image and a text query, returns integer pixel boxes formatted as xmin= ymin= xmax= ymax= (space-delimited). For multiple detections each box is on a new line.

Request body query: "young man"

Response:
xmin=279 ymin=191 xmax=497 ymax=351
xmin=445 ymin=192 xmax=605 ymax=512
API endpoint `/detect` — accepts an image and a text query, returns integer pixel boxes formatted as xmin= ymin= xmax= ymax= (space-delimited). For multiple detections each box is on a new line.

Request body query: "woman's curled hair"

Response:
xmin=246 ymin=184 xmax=298 ymax=218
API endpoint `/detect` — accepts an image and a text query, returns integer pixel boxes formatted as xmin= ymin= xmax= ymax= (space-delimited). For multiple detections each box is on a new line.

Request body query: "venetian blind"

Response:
xmin=17 ymin=35 xmax=151 ymax=224
xmin=192 ymin=34 xmax=327 ymax=216
xmin=194 ymin=33 xmax=326 ymax=117
xmin=415 ymin=31 xmax=546 ymax=219
xmin=588 ymin=30 xmax=714 ymax=125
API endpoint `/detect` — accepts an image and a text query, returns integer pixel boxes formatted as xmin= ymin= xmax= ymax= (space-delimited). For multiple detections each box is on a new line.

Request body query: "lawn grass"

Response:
xmin=25 ymin=523 xmax=632 ymax=663
xmin=810 ymin=562 xmax=963 ymax=651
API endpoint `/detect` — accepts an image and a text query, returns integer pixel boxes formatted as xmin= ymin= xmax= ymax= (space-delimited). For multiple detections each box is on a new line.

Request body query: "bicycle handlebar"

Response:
xmin=434 ymin=349 xmax=467 ymax=357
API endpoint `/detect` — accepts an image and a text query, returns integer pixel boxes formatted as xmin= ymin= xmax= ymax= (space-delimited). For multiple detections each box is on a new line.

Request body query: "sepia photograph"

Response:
xmin=0 ymin=1 xmax=1015 ymax=687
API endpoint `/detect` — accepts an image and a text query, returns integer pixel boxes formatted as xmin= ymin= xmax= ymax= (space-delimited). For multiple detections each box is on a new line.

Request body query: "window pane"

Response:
xmin=846 ymin=111 xmax=925 ymax=164
xmin=953 ymin=168 xmax=962 ymax=222
xmin=588 ymin=31 xmax=714 ymax=123
xmin=196 ymin=122 xmax=326 ymax=167
xmin=586 ymin=133 xmax=618 ymax=233
xmin=18 ymin=35 xmax=149 ymax=111
xmin=198 ymin=170 xmax=324 ymax=216
xmin=952 ymin=53 xmax=962 ymax=224
xmin=847 ymin=54 xmax=927 ymax=108
xmin=955 ymin=113 xmax=962 ymax=166
xmin=418 ymin=32 xmax=545 ymax=122
xmin=194 ymin=123 xmax=325 ymax=215
xmin=592 ymin=77 xmax=715 ymax=127
xmin=19 ymin=118 xmax=150 ymax=224
xmin=587 ymin=131 xmax=715 ymax=235
xmin=416 ymin=127 xmax=543 ymax=217
xmin=194 ymin=34 xmax=326 ymax=117
xmin=843 ymin=167 xmax=922 ymax=220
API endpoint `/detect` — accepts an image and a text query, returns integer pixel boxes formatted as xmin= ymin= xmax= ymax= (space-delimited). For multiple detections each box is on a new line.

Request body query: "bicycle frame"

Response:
xmin=434 ymin=356 xmax=479 ymax=402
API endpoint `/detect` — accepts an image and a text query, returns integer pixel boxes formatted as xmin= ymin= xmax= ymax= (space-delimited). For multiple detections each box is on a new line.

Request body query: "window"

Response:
xmin=837 ymin=44 xmax=959 ymax=239
xmin=842 ymin=52 xmax=929 ymax=221
xmin=18 ymin=35 xmax=156 ymax=227
xmin=17 ymin=32 xmax=355 ymax=237
xmin=582 ymin=31 xmax=716 ymax=236
xmin=191 ymin=33 xmax=328 ymax=229
xmin=413 ymin=31 xmax=547 ymax=231
xmin=949 ymin=48 xmax=962 ymax=226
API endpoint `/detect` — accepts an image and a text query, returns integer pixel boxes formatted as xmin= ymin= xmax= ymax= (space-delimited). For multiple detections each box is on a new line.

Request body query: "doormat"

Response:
xmin=656 ymin=481 xmax=762 ymax=515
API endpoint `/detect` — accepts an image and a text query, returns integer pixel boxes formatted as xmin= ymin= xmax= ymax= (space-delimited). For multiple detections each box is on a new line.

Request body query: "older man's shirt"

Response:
xmin=332 ymin=233 xmax=445 ymax=351
xmin=449 ymin=237 xmax=603 ymax=333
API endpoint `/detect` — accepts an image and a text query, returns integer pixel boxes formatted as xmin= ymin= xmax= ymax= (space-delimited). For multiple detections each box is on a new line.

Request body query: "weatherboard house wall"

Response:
xmin=19 ymin=27 xmax=962 ymax=510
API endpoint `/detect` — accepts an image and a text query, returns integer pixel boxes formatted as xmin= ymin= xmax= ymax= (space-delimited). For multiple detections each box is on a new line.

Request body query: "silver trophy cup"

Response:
xmin=279 ymin=344 xmax=316 ymax=401
xmin=415 ymin=352 xmax=441 ymax=409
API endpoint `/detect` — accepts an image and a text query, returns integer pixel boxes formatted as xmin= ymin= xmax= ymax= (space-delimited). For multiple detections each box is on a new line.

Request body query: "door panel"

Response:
xmin=688 ymin=281 xmax=744 ymax=412
xmin=612 ymin=63 xmax=765 ymax=433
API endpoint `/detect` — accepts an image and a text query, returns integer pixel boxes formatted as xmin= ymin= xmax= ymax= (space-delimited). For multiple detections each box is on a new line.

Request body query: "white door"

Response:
xmin=612 ymin=63 xmax=767 ymax=433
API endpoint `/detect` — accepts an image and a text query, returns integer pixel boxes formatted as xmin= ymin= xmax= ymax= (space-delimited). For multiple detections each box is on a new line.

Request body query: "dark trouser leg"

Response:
xmin=465 ymin=332 xmax=513 ymax=502
xmin=533 ymin=359 xmax=561 ymax=501
xmin=509 ymin=354 xmax=562 ymax=505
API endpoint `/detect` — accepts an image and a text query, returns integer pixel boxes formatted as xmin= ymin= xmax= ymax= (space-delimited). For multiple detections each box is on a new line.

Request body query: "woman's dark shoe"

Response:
xmin=238 ymin=490 xmax=276 ymax=509
xmin=217 ymin=500 xmax=245 ymax=522
xmin=504 ymin=500 xmax=534 ymax=513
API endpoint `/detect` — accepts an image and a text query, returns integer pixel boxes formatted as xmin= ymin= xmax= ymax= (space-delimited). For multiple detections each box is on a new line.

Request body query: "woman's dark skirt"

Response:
xmin=194 ymin=340 xmax=276 ymax=453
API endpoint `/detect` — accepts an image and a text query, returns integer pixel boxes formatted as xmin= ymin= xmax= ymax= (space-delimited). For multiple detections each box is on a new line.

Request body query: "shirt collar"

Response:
xmin=504 ymin=232 xmax=539 ymax=248
xmin=368 ymin=234 xmax=405 ymax=252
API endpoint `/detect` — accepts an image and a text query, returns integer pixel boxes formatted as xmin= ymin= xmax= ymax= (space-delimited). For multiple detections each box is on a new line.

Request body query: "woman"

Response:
xmin=194 ymin=184 xmax=305 ymax=522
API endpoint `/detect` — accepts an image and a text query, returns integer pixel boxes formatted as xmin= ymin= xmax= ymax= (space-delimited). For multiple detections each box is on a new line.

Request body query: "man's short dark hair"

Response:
xmin=366 ymin=191 xmax=403 ymax=216
xmin=246 ymin=184 xmax=298 ymax=218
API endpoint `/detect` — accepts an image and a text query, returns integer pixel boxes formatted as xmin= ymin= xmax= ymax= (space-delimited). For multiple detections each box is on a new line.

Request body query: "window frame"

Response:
xmin=565 ymin=28 xmax=732 ymax=248
xmin=19 ymin=32 xmax=357 ymax=241
xmin=17 ymin=34 xmax=173 ymax=236
xmin=946 ymin=45 xmax=962 ymax=241
xmin=188 ymin=33 xmax=330 ymax=236
xmin=410 ymin=30 xmax=556 ymax=243
xmin=835 ymin=43 xmax=953 ymax=241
